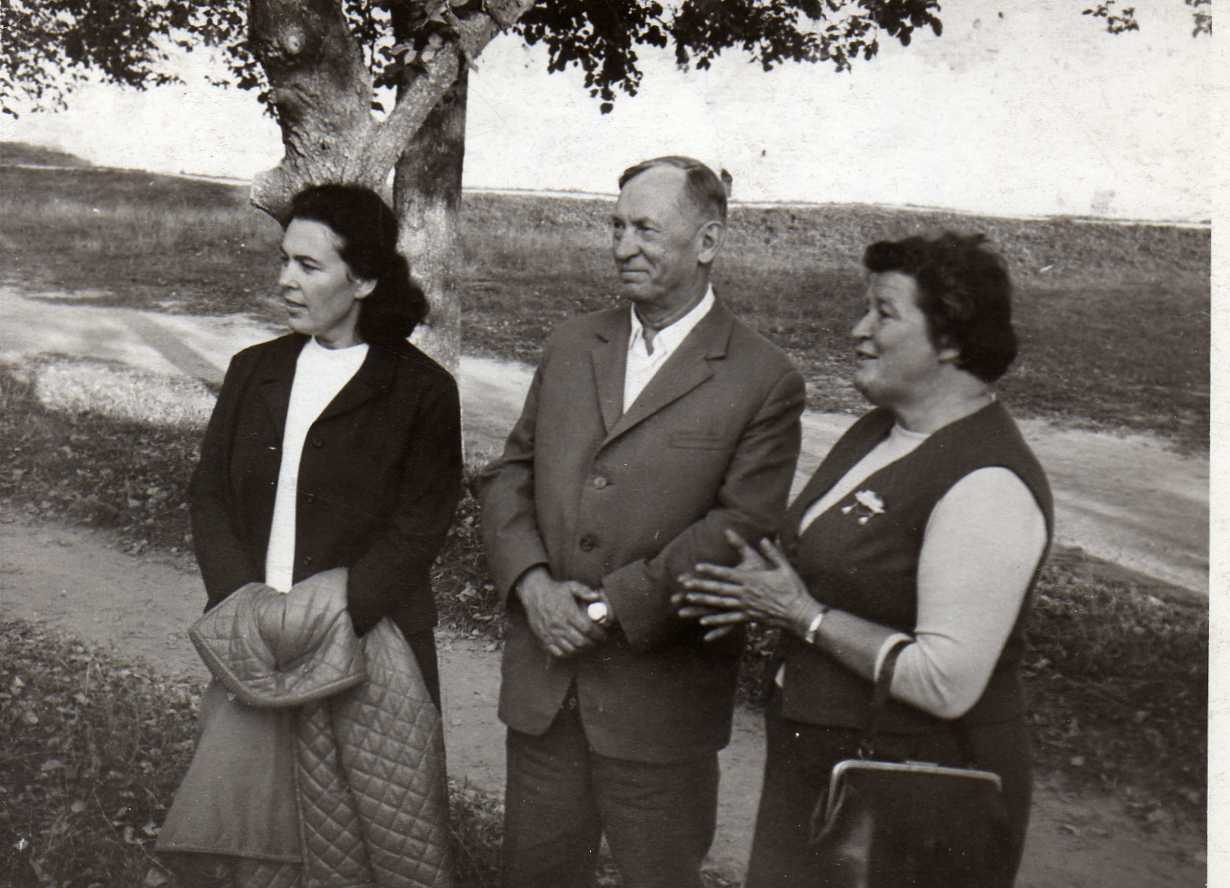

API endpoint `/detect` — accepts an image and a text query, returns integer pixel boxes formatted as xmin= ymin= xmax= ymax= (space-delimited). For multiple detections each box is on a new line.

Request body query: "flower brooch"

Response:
xmin=841 ymin=489 xmax=885 ymax=525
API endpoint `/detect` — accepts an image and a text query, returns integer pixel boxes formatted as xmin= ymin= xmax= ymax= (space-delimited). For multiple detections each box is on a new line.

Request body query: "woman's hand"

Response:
xmin=673 ymin=529 xmax=768 ymax=641
xmin=678 ymin=529 xmax=817 ymax=638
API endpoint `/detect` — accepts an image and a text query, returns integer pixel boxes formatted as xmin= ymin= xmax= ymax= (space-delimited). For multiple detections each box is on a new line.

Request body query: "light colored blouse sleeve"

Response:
xmin=877 ymin=467 xmax=1048 ymax=720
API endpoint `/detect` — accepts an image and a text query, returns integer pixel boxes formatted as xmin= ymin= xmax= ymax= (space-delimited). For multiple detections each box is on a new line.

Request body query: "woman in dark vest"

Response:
xmin=189 ymin=183 xmax=462 ymax=707
xmin=679 ymin=233 xmax=1051 ymax=886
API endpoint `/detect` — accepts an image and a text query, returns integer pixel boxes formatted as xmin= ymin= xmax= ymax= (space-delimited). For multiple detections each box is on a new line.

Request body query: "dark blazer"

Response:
xmin=480 ymin=300 xmax=806 ymax=763
xmin=189 ymin=333 xmax=463 ymax=637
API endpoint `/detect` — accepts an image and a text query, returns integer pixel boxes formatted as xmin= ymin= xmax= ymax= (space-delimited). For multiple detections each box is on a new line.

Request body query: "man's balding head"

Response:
xmin=618 ymin=156 xmax=728 ymax=226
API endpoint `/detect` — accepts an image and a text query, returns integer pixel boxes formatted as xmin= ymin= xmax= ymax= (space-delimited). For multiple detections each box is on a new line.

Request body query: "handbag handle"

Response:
xmin=858 ymin=636 xmax=979 ymax=765
xmin=857 ymin=636 xmax=912 ymax=758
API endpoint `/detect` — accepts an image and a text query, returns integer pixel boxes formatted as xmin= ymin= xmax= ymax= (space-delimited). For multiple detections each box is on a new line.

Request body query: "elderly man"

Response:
xmin=480 ymin=156 xmax=805 ymax=888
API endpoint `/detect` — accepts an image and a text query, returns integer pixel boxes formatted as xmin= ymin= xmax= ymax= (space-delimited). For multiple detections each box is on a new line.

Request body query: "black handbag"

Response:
xmin=809 ymin=639 xmax=1016 ymax=888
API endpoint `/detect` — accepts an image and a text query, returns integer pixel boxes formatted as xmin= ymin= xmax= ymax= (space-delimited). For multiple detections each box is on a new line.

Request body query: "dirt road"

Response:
xmin=0 ymin=285 xmax=1209 ymax=596
xmin=0 ymin=519 xmax=1205 ymax=887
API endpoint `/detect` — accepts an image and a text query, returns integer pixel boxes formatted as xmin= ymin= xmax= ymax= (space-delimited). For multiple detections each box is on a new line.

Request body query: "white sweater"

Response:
xmin=264 ymin=338 xmax=369 ymax=592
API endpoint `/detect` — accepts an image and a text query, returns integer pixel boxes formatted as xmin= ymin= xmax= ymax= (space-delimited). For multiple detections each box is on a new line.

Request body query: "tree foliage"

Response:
xmin=4 ymin=0 xmax=1207 ymax=119
xmin=2 ymin=2 xmax=243 ymax=117
xmin=516 ymin=0 xmax=943 ymax=112
xmin=1084 ymin=0 xmax=1212 ymax=37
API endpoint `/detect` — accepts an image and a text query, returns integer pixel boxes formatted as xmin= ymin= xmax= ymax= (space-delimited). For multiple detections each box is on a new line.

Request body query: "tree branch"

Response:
xmin=362 ymin=0 xmax=537 ymax=179
xmin=361 ymin=50 xmax=461 ymax=179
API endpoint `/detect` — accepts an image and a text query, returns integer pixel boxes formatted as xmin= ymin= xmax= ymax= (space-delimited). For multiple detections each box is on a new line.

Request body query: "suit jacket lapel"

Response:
xmin=601 ymin=301 xmax=734 ymax=447
xmin=590 ymin=311 xmax=629 ymax=434
xmin=253 ymin=337 xmax=396 ymax=440
xmin=317 ymin=343 xmax=397 ymax=424
xmin=255 ymin=335 xmax=306 ymax=442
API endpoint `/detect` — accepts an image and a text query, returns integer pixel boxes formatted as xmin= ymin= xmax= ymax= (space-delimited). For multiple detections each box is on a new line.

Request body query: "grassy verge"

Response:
xmin=0 ymin=154 xmax=1210 ymax=451
xmin=0 ymin=361 xmax=1209 ymax=831
xmin=0 ymin=620 xmax=198 ymax=885
xmin=1024 ymin=562 xmax=1207 ymax=827
xmin=0 ymin=364 xmax=202 ymax=558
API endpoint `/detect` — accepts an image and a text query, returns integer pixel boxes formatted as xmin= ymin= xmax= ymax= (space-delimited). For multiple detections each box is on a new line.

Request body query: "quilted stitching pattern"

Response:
xmin=183 ymin=572 xmax=453 ymax=887
xmin=296 ymin=700 xmax=371 ymax=886
xmin=189 ymin=573 xmax=367 ymax=709
xmin=335 ymin=630 xmax=451 ymax=887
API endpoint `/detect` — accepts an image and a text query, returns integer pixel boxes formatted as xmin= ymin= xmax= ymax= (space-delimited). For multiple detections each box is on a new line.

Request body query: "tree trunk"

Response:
xmin=248 ymin=0 xmax=466 ymax=219
xmin=395 ymin=67 xmax=468 ymax=374
xmin=248 ymin=0 xmax=536 ymax=367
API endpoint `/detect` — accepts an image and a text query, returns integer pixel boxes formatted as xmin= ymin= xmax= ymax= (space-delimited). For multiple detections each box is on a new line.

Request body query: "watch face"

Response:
xmin=587 ymin=601 xmax=609 ymax=623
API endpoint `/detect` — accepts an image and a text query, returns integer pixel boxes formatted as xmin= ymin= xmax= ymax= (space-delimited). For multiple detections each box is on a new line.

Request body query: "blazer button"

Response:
xmin=303 ymin=554 xmax=314 ymax=567
xmin=592 ymin=475 xmax=609 ymax=489
xmin=304 ymin=492 xmax=316 ymax=505
xmin=579 ymin=534 xmax=597 ymax=552
xmin=311 ymin=436 xmax=324 ymax=448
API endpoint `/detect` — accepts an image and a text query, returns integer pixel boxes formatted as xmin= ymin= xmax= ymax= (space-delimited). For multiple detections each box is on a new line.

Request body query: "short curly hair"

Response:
xmin=863 ymin=232 xmax=1017 ymax=383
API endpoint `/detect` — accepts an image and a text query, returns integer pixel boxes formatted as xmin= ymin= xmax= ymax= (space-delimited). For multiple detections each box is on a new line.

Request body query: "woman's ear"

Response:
xmin=353 ymin=277 xmax=377 ymax=301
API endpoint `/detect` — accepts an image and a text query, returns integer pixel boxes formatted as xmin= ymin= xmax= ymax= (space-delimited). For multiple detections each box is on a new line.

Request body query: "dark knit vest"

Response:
xmin=777 ymin=400 xmax=1053 ymax=733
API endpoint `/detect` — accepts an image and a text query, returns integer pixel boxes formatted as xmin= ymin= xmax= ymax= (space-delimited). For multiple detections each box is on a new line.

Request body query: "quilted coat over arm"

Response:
xmin=157 ymin=569 xmax=452 ymax=887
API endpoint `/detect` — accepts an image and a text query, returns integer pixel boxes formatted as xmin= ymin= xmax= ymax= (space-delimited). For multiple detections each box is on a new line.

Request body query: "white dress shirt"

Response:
xmin=264 ymin=337 xmax=369 ymax=592
xmin=622 ymin=286 xmax=715 ymax=413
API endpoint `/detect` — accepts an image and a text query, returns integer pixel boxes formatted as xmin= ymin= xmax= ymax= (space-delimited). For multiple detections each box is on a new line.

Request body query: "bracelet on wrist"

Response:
xmin=803 ymin=604 xmax=829 ymax=646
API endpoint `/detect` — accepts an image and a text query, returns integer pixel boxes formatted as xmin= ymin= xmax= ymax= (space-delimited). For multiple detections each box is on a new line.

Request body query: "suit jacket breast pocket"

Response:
xmin=669 ymin=427 xmax=727 ymax=450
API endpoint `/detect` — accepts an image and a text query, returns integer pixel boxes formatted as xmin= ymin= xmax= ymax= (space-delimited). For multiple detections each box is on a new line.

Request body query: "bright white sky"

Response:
xmin=0 ymin=0 xmax=1216 ymax=220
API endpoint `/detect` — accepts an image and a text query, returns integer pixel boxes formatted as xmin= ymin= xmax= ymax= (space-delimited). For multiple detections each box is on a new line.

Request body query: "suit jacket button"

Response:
xmin=304 ymin=492 xmax=316 ymax=504
xmin=311 ymin=436 xmax=323 ymax=448
xmin=303 ymin=555 xmax=314 ymax=566
xmin=579 ymin=534 xmax=597 ymax=552
xmin=592 ymin=476 xmax=609 ymax=489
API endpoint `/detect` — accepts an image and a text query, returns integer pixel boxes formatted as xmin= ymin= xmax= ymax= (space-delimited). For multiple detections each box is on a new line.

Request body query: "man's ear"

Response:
xmin=697 ymin=220 xmax=726 ymax=265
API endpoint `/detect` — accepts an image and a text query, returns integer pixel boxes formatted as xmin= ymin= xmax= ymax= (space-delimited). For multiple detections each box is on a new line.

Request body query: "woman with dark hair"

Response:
xmin=158 ymin=183 xmax=460 ymax=884
xmin=188 ymin=183 xmax=461 ymax=698
xmin=679 ymin=233 xmax=1051 ymax=886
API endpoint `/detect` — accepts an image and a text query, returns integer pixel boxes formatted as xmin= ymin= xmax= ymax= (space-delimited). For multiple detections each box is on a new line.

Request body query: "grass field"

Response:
xmin=0 ymin=143 xmax=1209 ymax=881
xmin=0 ymin=143 xmax=1210 ymax=451
xmin=0 ymin=141 xmax=93 ymax=167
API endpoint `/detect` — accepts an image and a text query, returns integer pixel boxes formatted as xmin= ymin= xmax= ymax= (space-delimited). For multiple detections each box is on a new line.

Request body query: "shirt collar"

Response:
xmin=628 ymin=285 xmax=716 ymax=355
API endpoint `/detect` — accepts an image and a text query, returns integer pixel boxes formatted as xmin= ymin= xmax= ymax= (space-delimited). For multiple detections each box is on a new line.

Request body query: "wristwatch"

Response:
xmin=803 ymin=605 xmax=829 ymax=645
xmin=587 ymin=600 xmax=613 ymax=627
